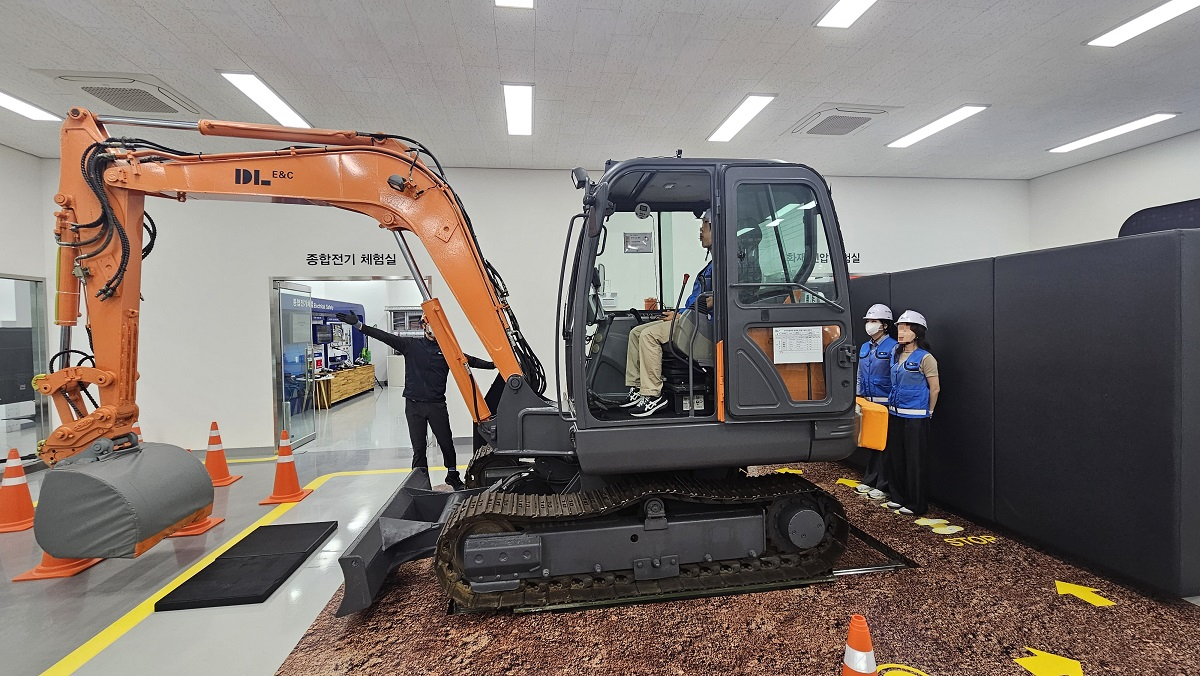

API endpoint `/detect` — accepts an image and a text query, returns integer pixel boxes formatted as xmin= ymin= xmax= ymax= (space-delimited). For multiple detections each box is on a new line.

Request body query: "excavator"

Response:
xmin=37 ymin=107 xmax=885 ymax=614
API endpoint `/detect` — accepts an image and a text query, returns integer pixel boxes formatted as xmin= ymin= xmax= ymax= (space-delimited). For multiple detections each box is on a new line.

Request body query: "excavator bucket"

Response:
xmin=336 ymin=468 xmax=485 ymax=616
xmin=35 ymin=442 xmax=215 ymax=558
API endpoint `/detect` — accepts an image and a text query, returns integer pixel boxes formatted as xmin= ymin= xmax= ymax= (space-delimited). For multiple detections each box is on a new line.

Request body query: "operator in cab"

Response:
xmin=336 ymin=311 xmax=495 ymax=490
xmin=854 ymin=304 xmax=898 ymax=501
xmin=620 ymin=209 xmax=714 ymax=418
xmin=882 ymin=310 xmax=940 ymax=516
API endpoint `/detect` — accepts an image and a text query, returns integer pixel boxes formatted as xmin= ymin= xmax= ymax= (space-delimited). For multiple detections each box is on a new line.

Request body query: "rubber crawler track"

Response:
xmin=435 ymin=471 xmax=848 ymax=611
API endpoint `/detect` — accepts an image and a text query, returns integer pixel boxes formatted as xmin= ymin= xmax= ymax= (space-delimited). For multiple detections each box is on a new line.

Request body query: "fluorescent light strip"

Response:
xmin=817 ymin=0 xmax=880 ymax=28
xmin=1049 ymin=114 xmax=1177 ymax=153
xmin=221 ymin=73 xmax=310 ymax=128
xmin=1089 ymin=0 xmax=1200 ymax=47
xmin=888 ymin=105 xmax=988 ymax=148
xmin=502 ymin=84 xmax=533 ymax=135
xmin=495 ymin=0 xmax=534 ymax=7
xmin=708 ymin=95 xmax=775 ymax=142
xmin=0 ymin=91 xmax=60 ymax=121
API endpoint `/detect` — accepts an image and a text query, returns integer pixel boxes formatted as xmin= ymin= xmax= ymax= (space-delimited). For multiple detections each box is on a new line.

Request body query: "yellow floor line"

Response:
xmin=42 ymin=467 xmax=414 ymax=676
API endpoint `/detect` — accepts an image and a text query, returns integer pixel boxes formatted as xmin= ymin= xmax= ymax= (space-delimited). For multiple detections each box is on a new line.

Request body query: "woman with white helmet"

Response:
xmin=883 ymin=310 xmax=940 ymax=516
xmin=854 ymin=304 xmax=898 ymax=501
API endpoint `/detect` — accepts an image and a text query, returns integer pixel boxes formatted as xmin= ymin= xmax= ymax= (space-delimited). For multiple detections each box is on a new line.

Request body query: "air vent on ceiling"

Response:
xmin=790 ymin=104 xmax=898 ymax=137
xmin=35 ymin=71 xmax=210 ymax=119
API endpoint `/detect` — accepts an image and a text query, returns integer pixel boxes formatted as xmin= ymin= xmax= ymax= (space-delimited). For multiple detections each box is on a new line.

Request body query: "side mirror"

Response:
xmin=571 ymin=167 xmax=590 ymax=190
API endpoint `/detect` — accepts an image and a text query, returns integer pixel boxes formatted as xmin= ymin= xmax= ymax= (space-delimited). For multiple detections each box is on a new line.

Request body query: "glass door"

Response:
xmin=0 ymin=276 xmax=50 ymax=460
xmin=272 ymin=281 xmax=316 ymax=448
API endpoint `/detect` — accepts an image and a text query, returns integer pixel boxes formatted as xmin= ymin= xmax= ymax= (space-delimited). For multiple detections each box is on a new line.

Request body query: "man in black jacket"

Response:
xmin=336 ymin=311 xmax=494 ymax=490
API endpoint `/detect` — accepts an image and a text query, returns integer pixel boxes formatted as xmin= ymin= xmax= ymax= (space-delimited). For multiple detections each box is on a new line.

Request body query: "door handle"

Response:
xmin=837 ymin=344 xmax=855 ymax=368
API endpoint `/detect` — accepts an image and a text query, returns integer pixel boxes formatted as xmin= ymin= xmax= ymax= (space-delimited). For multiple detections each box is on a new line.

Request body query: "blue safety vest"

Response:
xmin=888 ymin=347 xmax=932 ymax=418
xmin=857 ymin=335 xmax=897 ymax=404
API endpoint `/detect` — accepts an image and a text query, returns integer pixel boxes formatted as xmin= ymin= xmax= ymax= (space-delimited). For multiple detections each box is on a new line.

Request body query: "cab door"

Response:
xmin=719 ymin=165 xmax=854 ymax=419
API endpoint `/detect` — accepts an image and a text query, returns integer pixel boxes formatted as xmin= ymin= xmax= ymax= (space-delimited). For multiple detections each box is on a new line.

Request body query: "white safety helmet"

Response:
xmin=863 ymin=304 xmax=893 ymax=321
xmin=897 ymin=310 xmax=927 ymax=329
xmin=702 ymin=208 xmax=712 ymax=222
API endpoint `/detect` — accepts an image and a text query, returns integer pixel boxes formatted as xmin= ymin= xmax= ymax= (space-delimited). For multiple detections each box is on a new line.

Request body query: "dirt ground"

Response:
xmin=278 ymin=463 xmax=1200 ymax=675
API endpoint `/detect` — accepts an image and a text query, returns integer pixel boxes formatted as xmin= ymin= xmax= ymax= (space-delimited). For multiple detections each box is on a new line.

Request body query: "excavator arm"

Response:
xmin=45 ymin=107 xmax=537 ymax=466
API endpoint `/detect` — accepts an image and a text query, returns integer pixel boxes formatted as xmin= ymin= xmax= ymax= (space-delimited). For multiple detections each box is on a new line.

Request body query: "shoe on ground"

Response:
xmin=897 ymin=507 xmax=914 ymax=515
xmin=854 ymin=483 xmax=871 ymax=494
xmin=446 ymin=474 xmax=466 ymax=491
xmin=883 ymin=501 xmax=902 ymax=509
xmin=867 ymin=489 xmax=888 ymax=501
xmin=631 ymin=394 xmax=668 ymax=418
xmin=619 ymin=387 xmax=645 ymax=408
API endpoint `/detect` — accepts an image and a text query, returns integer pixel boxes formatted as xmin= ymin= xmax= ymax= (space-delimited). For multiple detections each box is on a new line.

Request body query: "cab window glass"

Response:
xmin=734 ymin=183 xmax=836 ymax=305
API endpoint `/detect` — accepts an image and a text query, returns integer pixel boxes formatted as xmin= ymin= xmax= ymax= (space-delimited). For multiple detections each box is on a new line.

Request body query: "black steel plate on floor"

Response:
xmin=155 ymin=521 xmax=337 ymax=612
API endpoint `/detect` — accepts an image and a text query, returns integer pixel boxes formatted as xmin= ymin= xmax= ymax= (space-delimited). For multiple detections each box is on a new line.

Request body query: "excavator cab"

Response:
xmin=559 ymin=158 xmax=858 ymax=475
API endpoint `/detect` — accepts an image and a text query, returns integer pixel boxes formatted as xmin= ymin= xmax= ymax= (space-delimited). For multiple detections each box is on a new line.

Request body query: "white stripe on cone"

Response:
xmin=843 ymin=645 xmax=877 ymax=674
xmin=277 ymin=455 xmax=294 ymax=463
xmin=2 ymin=476 xmax=28 ymax=487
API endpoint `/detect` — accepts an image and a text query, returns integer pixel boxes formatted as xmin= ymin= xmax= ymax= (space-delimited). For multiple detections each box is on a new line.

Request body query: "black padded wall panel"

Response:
xmin=994 ymin=233 xmax=1179 ymax=592
xmin=890 ymin=260 xmax=995 ymax=522
xmin=1178 ymin=231 xmax=1200 ymax=594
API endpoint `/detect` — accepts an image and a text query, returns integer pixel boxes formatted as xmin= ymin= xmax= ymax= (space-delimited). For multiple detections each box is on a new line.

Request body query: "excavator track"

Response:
xmin=434 ymin=472 xmax=847 ymax=612
xmin=464 ymin=444 xmax=528 ymax=489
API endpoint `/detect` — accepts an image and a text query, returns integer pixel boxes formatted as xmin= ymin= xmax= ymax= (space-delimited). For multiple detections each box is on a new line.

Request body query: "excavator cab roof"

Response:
xmin=599 ymin=157 xmax=821 ymax=213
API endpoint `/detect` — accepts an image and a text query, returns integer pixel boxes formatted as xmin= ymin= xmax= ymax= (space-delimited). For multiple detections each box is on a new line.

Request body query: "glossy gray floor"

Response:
xmin=1 ymin=393 xmax=469 ymax=675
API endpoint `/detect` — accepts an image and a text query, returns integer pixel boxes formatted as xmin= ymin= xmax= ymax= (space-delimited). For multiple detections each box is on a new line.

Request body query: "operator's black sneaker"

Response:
xmin=630 ymin=394 xmax=668 ymax=417
xmin=618 ymin=387 xmax=644 ymax=408
xmin=446 ymin=473 xmax=466 ymax=491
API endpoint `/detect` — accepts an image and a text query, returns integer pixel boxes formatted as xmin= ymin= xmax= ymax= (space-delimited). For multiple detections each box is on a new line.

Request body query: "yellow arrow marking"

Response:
xmin=1055 ymin=581 xmax=1114 ymax=607
xmin=878 ymin=665 xmax=934 ymax=676
xmin=776 ymin=468 xmax=803 ymax=475
xmin=835 ymin=478 xmax=859 ymax=487
xmin=1015 ymin=648 xmax=1084 ymax=676
xmin=932 ymin=525 xmax=964 ymax=535
xmin=914 ymin=518 xmax=947 ymax=526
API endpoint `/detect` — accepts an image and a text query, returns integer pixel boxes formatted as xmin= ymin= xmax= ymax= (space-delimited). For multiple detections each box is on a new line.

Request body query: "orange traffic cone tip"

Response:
xmin=167 ymin=516 xmax=224 ymax=537
xmin=842 ymin=614 xmax=878 ymax=676
xmin=1 ymin=449 xmax=36 ymax=533
xmin=260 ymin=430 xmax=311 ymax=505
xmin=13 ymin=552 xmax=103 ymax=581
xmin=204 ymin=421 xmax=242 ymax=487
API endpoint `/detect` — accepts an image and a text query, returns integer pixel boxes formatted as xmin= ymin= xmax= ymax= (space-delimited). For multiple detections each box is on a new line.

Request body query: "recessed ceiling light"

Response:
xmin=495 ymin=0 xmax=534 ymax=8
xmin=502 ymin=84 xmax=533 ymax=136
xmin=221 ymin=73 xmax=310 ymax=128
xmin=887 ymin=105 xmax=989 ymax=148
xmin=816 ymin=0 xmax=880 ymax=28
xmin=0 ymin=91 xmax=60 ymax=121
xmin=708 ymin=95 xmax=776 ymax=142
xmin=1049 ymin=113 xmax=1177 ymax=153
xmin=1089 ymin=0 xmax=1200 ymax=47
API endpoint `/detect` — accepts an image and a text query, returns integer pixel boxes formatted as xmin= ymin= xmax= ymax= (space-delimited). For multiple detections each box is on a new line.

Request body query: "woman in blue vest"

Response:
xmin=883 ymin=310 xmax=940 ymax=516
xmin=854 ymin=304 xmax=898 ymax=501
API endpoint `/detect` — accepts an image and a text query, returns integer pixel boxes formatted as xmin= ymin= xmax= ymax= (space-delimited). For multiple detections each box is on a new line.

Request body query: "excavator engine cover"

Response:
xmin=34 ymin=443 xmax=214 ymax=559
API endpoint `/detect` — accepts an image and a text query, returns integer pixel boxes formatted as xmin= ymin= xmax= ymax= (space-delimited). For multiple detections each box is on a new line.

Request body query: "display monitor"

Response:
xmin=314 ymin=324 xmax=333 ymax=344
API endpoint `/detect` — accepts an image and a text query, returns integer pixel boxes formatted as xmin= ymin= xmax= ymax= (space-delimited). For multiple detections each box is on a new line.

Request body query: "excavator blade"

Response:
xmin=336 ymin=468 xmax=485 ymax=616
xmin=35 ymin=443 xmax=215 ymax=558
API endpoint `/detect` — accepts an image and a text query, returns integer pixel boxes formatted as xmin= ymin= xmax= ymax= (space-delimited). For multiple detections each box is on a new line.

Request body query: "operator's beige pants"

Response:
xmin=624 ymin=320 xmax=673 ymax=397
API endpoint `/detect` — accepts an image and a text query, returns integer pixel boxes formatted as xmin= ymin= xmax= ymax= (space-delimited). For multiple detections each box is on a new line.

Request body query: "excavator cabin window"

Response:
xmin=734 ymin=183 xmax=837 ymax=306
xmin=582 ymin=170 xmax=717 ymax=420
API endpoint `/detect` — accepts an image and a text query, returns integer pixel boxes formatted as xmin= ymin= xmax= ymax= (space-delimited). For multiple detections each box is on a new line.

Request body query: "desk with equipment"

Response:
xmin=309 ymin=298 xmax=375 ymax=407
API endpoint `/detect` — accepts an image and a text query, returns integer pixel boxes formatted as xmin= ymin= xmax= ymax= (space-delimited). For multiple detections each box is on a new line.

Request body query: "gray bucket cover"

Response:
xmin=34 ymin=443 xmax=214 ymax=559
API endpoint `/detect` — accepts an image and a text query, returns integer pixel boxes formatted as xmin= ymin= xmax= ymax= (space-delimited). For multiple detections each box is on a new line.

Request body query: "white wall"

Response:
xmin=1030 ymin=129 xmax=1200 ymax=249
xmin=0 ymin=143 xmax=49 ymax=279
xmin=10 ymin=154 xmax=1036 ymax=449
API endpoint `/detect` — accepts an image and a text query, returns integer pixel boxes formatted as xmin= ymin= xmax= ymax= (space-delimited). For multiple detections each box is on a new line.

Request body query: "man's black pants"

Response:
xmin=405 ymin=399 xmax=459 ymax=476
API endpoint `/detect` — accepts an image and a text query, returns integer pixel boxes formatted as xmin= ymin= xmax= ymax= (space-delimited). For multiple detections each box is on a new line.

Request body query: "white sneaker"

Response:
xmin=630 ymin=394 xmax=668 ymax=418
xmin=867 ymin=489 xmax=888 ymax=501
xmin=897 ymin=507 xmax=914 ymax=515
xmin=618 ymin=388 xmax=644 ymax=408
xmin=854 ymin=483 xmax=871 ymax=494
xmin=883 ymin=501 xmax=902 ymax=509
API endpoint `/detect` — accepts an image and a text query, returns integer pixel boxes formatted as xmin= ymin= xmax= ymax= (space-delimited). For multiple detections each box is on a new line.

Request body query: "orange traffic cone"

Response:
xmin=1 ymin=449 xmax=35 ymax=532
xmin=260 ymin=431 xmax=311 ymax=505
xmin=842 ymin=614 xmax=878 ymax=675
xmin=132 ymin=422 xmax=144 ymax=443
xmin=13 ymin=552 xmax=103 ymax=581
xmin=204 ymin=421 xmax=241 ymax=487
